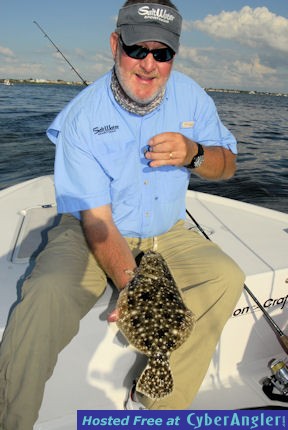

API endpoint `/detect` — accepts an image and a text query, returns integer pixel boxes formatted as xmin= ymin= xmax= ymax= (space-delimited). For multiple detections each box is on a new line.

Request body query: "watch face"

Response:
xmin=194 ymin=155 xmax=204 ymax=168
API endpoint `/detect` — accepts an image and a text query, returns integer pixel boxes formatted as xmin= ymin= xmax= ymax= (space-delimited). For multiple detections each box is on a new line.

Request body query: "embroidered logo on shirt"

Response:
xmin=180 ymin=121 xmax=194 ymax=129
xmin=93 ymin=125 xmax=119 ymax=135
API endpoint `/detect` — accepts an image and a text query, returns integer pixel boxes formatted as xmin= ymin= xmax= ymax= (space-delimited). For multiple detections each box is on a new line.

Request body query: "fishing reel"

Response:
xmin=261 ymin=358 xmax=288 ymax=402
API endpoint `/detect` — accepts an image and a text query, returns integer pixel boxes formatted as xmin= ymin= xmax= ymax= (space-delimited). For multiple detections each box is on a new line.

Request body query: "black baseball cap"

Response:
xmin=116 ymin=3 xmax=182 ymax=53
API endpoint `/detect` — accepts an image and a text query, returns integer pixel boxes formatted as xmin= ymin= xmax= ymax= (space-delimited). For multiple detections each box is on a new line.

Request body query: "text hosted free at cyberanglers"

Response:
xmin=77 ymin=411 xmax=287 ymax=430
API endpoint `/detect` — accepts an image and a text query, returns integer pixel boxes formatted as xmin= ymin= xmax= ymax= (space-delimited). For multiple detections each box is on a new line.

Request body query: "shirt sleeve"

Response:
xmin=48 ymin=111 xmax=111 ymax=217
xmin=194 ymin=92 xmax=237 ymax=154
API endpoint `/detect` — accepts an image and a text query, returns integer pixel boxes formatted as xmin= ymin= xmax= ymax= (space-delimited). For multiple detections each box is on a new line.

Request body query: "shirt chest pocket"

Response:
xmin=91 ymin=128 xmax=137 ymax=180
xmin=179 ymin=121 xmax=196 ymax=141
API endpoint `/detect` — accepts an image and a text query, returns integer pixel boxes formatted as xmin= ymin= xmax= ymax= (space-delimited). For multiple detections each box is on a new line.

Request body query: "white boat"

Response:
xmin=3 ymin=79 xmax=13 ymax=86
xmin=1 ymin=175 xmax=288 ymax=428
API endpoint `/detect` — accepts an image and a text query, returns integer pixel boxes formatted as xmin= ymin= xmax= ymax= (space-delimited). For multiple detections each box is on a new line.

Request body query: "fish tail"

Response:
xmin=136 ymin=355 xmax=173 ymax=399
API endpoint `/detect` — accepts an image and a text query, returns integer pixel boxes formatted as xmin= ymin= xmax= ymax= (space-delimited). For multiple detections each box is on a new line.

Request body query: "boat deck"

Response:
xmin=1 ymin=176 xmax=287 ymax=427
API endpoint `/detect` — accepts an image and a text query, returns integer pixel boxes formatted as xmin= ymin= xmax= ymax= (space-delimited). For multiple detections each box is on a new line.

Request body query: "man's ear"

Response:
xmin=110 ymin=32 xmax=119 ymax=60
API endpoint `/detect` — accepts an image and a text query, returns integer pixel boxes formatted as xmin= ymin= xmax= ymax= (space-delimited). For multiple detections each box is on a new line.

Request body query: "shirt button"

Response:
xmin=144 ymin=180 xmax=149 ymax=185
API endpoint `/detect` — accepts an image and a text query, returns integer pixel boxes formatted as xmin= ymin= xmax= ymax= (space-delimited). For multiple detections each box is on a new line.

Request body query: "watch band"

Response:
xmin=186 ymin=143 xmax=204 ymax=169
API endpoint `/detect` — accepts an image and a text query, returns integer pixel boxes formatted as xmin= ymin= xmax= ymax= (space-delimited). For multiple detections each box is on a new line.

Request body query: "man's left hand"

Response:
xmin=145 ymin=132 xmax=196 ymax=167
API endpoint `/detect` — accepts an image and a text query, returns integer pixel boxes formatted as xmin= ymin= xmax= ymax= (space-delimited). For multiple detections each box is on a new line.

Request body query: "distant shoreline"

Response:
xmin=0 ymin=78 xmax=86 ymax=87
xmin=0 ymin=78 xmax=287 ymax=97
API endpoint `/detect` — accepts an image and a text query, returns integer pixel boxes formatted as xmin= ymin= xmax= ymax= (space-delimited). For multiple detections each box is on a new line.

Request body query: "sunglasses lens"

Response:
xmin=153 ymin=49 xmax=174 ymax=62
xmin=120 ymin=38 xmax=174 ymax=62
xmin=128 ymin=46 xmax=148 ymax=60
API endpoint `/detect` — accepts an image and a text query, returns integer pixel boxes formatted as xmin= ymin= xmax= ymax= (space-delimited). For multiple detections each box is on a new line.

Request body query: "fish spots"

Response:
xmin=116 ymin=250 xmax=195 ymax=399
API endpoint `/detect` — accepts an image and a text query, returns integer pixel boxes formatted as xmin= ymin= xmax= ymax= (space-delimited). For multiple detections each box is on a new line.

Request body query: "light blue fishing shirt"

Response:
xmin=47 ymin=70 xmax=237 ymax=238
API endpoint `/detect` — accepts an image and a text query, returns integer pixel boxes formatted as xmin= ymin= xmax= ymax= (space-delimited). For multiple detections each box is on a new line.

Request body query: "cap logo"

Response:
xmin=138 ymin=6 xmax=176 ymax=24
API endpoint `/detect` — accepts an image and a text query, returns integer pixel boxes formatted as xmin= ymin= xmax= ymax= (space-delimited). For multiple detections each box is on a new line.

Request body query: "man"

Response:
xmin=0 ymin=0 xmax=245 ymax=428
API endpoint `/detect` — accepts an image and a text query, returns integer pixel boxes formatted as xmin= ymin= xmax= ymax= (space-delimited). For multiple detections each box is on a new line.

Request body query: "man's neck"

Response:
xmin=110 ymin=67 xmax=165 ymax=116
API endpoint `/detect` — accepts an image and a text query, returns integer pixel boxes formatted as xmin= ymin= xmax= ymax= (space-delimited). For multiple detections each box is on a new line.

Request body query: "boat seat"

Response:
xmin=11 ymin=205 xmax=60 ymax=264
xmin=10 ymin=207 xmax=212 ymax=264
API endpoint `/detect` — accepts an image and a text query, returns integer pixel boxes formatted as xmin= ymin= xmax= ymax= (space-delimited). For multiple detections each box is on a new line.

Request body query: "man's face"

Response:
xmin=110 ymin=32 xmax=174 ymax=105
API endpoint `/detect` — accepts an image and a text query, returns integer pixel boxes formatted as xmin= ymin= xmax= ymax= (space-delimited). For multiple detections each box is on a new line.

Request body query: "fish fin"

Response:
xmin=136 ymin=355 xmax=173 ymax=399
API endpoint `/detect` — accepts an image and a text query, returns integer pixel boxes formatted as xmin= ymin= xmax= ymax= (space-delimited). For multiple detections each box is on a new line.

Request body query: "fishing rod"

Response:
xmin=185 ymin=208 xmax=288 ymax=355
xmin=33 ymin=20 xmax=88 ymax=87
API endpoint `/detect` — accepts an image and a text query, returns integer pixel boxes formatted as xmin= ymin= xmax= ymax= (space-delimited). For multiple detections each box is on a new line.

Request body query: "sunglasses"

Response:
xmin=119 ymin=37 xmax=175 ymax=63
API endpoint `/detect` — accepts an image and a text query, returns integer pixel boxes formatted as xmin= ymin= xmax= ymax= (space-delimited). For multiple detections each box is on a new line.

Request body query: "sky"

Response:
xmin=1 ymin=0 xmax=288 ymax=93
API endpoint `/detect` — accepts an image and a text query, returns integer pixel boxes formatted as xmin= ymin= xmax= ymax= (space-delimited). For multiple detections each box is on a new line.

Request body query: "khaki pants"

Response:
xmin=0 ymin=215 xmax=244 ymax=428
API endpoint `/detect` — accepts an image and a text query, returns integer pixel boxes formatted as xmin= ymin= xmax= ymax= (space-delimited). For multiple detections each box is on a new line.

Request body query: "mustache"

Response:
xmin=135 ymin=70 xmax=159 ymax=79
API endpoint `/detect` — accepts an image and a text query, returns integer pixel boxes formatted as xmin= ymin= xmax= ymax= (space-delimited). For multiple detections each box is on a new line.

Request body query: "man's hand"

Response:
xmin=145 ymin=132 xmax=237 ymax=180
xmin=108 ymin=308 xmax=119 ymax=323
xmin=145 ymin=132 xmax=195 ymax=167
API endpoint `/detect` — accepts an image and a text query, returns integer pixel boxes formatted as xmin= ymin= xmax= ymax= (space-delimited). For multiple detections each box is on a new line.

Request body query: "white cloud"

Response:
xmin=232 ymin=56 xmax=276 ymax=79
xmin=178 ymin=46 xmax=210 ymax=66
xmin=0 ymin=46 xmax=15 ymax=57
xmin=0 ymin=62 xmax=44 ymax=78
xmin=190 ymin=6 xmax=288 ymax=53
xmin=182 ymin=20 xmax=194 ymax=32
xmin=73 ymin=52 xmax=113 ymax=81
xmin=175 ymin=53 xmax=278 ymax=93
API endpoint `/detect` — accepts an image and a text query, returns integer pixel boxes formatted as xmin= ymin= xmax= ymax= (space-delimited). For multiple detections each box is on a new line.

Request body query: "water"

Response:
xmin=0 ymin=84 xmax=287 ymax=213
xmin=191 ymin=91 xmax=288 ymax=213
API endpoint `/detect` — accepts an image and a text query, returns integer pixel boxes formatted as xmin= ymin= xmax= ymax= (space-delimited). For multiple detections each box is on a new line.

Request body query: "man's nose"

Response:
xmin=140 ymin=53 xmax=157 ymax=72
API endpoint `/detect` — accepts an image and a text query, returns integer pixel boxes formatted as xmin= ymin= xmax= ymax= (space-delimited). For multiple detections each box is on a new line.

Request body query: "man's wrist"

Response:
xmin=186 ymin=143 xmax=205 ymax=169
xmin=116 ymin=268 xmax=136 ymax=291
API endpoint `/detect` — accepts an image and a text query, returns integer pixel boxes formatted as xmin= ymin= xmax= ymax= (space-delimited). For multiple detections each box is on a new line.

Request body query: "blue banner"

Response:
xmin=77 ymin=410 xmax=287 ymax=430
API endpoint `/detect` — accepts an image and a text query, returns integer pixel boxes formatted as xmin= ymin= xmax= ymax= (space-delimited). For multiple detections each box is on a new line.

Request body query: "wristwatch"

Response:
xmin=186 ymin=143 xmax=204 ymax=169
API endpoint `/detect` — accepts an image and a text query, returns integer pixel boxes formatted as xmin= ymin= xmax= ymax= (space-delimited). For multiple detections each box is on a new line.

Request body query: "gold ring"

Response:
xmin=169 ymin=152 xmax=173 ymax=160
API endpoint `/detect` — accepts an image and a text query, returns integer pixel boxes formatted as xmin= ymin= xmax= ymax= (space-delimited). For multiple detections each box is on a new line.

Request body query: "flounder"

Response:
xmin=116 ymin=250 xmax=195 ymax=399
